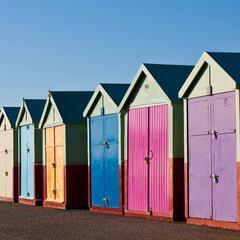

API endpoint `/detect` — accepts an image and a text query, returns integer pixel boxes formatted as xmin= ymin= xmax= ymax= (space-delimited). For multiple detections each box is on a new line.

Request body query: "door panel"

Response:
xmin=128 ymin=108 xmax=148 ymax=212
xmin=212 ymin=134 xmax=237 ymax=222
xmin=189 ymin=135 xmax=212 ymax=219
xmin=20 ymin=126 xmax=28 ymax=198
xmin=212 ymin=93 xmax=235 ymax=133
xmin=188 ymin=97 xmax=210 ymax=136
xmin=55 ymin=145 xmax=64 ymax=202
xmin=104 ymin=115 xmax=119 ymax=208
xmin=27 ymin=125 xmax=34 ymax=198
xmin=0 ymin=132 xmax=6 ymax=197
xmin=91 ymin=145 xmax=104 ymax=207
xmin=5 ymin=150 xmax=13 ymax=198
xmin=90 ymin=117 xmax=104 ymax=207
xmin=46 ymin=146 xmax=55 ymax=201
xmin=0 ymin=150 xmax=5 ymax=197
xmin=149 ymin=105 xmax=169 ymax=213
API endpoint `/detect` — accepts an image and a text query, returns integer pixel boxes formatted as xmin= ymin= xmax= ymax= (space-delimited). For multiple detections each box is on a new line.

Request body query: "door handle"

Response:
xmin=52 ymin=163 xmax=56 ymax=168
xmin=5 ymin=171 xmax=8 ymax=176
xmin=4 ymin=149 xmax=7 ymax=154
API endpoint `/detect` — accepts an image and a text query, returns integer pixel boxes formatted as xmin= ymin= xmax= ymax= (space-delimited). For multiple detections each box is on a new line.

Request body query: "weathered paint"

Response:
xmin=188 ymin=92 xmax=237 ymax=222
xmin=90 ymin=114 xmax=120 ymax=208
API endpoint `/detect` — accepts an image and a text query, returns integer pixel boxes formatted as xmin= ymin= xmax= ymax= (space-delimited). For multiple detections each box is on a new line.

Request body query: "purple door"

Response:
xmin=188 ymin=92 xmax=237 ymax=222
xmin=188 ymin=97 xmax=212 ymax=219
xmin=128 ymin=107 xmax=148 ymax=212
xmin=149 ymin=105 xmax=169 ymax=214
xmin=212 ymin=93 xmax=237 ymax=222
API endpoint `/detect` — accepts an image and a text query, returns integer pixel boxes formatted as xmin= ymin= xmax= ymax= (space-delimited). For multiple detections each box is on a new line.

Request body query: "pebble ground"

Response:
xmin=0 ymin=202 xmax=239 ymax=240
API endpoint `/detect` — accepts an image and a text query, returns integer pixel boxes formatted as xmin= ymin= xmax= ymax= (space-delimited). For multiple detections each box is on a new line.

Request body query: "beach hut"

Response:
xmin=0 ymin=107 xmax=19 ymax=202
xmin=39 ymin=91 xmax=93 ymax=209
xmin=179 ymin=51 xmax=240 ymax=230
xmin=119 ymin=63 xmax=193 ymax=220
xmin=16 ymin=99 xmax=46 ymax=205
xmin=83 ymin=83 xmax=130 ymax=214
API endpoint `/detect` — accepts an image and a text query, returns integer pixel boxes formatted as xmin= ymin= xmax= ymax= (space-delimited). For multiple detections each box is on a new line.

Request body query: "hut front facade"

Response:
xmin=83 ymin=83 xmax=129 ymax=214
xmin=119 ymin=63 xmax=193 ymax=220
xmin=39 ymin=91 xmax=93 ymax=209
xmin=179 ymin=51 xmax=240 ymax=230
xmin=16 ymin=99 xmax=46 ymax=205
xmin=0 ymin=107 xmax=19 ymax=202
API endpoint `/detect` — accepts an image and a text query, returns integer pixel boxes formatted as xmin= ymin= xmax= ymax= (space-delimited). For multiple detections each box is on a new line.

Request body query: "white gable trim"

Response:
xmin=118 ymin=64 xmax=171 ymax=112
xmin=178 ymin=51 xmax=237 ymax=98
xmin=38 ymin=92 xmax=63 ymax=128
xmin=83 ymin=84 xmax=118 ymax=117
xmin=15 ymin=99 xmax=33 ymax=127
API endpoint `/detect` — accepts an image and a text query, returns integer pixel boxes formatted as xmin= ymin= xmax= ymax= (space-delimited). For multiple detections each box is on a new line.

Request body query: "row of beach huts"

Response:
xmin=0 ymin=51 xmax=240 ymax=230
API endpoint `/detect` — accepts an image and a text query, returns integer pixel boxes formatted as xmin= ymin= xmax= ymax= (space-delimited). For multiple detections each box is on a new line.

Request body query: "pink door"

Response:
xmin=128 ymin=108 xmax=148 ymax=212
xmin=128 ymin=105 xmax=169 ymax=214
xmin=149 ymin=105 xmax=169 ymax=213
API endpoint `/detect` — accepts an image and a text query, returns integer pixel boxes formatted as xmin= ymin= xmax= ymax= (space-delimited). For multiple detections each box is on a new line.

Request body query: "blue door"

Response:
xmin=90 ymin=116 xmax=104 ymax=207
xmin=90 ymin=114 xmax=119 ymax=208
xmin=20 ymin=124 xmax=34 ymax=199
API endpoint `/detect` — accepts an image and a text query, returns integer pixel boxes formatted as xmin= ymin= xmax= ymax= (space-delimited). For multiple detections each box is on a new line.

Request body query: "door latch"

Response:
xmin=208 ymin=130 xmax=218 ymax=138
xmin=5 ymin=171 xmax=8 ymax=176
xmin=52 ymin=190 xmax=56 ymax=195
xmin=145 ymin=151 xmax=153 ymax=164
xmin=103 ymin=197 xmax=110 ymax=205
xmin=102 ymin=140 xmax=109 ymax=148
xmin=213 ymin=174 xmax=219 ymax=183
xmin=4 ymin=149 xmax=8 ymax=154
xmin=52 ymin=163 xmax=56 ymax=168
xmin=27 ymin=148 xmax=30 ymax=153
xmin=209 ymin=174 xmax=219 ymax=183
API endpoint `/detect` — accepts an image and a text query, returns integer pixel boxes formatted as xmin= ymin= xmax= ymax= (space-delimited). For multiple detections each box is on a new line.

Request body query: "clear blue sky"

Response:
xmin=0 ymin=0 xmax=239 ymax=106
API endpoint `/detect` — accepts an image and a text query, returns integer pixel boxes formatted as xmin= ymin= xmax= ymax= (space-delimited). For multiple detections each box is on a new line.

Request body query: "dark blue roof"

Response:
xmin=51 ymin=91 xmax=94 ymax=124
xmin=3 ymin=107 xmax=20 ymax=126
xmin=144 ymin=64 xmax=194 ymax=103
xmin=25 ymin=99 xmax=46 ymax=123
xmin=207 ymin=52 xmax=240 ymax=83
xmin=101 ymin=83 xmax=130 ymax=106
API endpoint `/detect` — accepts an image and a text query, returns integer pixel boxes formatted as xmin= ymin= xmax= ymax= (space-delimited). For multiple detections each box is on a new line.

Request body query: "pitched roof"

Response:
xmin=3 ymin=107 xmax=20 ymax=126
xmin=207 ymin=52 xmax=240 ymax=83
xmin=25 ymin=99 xmax=46 ymax=123
xmin=51 ymin=91 xmax=94 ymax=124
xmin=144 ymin=64 xmax=194 ymax=103
xmin=100 ymin=83 xmax=130 ymax=106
